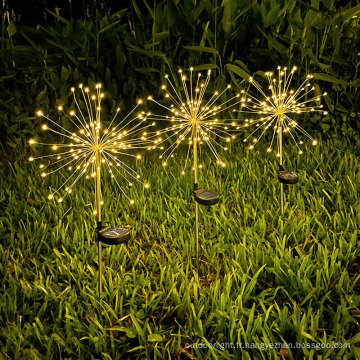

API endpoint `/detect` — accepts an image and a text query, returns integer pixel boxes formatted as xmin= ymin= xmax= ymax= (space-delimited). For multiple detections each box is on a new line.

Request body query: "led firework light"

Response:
xmin=29 ymin=83 xmax=152 ymax=296
xmin=235 ymin=66 xmax=328 ymax=214
xmin=147 ymin=68 xmax=241 ymax=266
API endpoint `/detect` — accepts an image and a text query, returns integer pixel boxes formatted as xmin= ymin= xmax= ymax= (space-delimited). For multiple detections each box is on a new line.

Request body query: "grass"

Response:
xmin=1 ymin=136 xmax=360 ymax=359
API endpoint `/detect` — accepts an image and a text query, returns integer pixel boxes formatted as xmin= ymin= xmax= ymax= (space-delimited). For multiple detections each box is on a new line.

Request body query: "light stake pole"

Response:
xmin=279 ymin=117 xmax=284 ymax=216
xmin=277 ymin=113 xmax=298 ymax=216
xmin=191 ymin=118 xmax=220 ymax=270
xmin=193 ymin=121 xmax=199 ymax=268
xmin=95 ymin=146 xmax=103 ymax=298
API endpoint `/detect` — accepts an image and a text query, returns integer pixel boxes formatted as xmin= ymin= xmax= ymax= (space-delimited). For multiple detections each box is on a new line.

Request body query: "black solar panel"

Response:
xmin=194 ymin=188 xmax=219 ymax=206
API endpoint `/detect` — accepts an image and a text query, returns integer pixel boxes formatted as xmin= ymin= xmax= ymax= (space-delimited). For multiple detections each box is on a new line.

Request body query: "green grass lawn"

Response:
xmin=1 ymin=137 xmax=360 ymax=359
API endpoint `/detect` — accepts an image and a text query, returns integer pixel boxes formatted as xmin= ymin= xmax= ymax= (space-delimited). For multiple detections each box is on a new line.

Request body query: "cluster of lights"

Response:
xmin=146 ymin=68 xmax=241 ymax=174
xmin=28 ymin=67 xmax=328 ymax=209
xmin=29 ymin=83 xmax=152 ymax=209
xmin=235 ymin=66 xmax=328 ymax=155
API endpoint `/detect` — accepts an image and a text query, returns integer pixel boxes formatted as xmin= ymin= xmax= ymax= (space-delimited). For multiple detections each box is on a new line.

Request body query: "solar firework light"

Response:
xmin=235 ymin=66 xmax=328 ymax=215
xmin=147 ymin=68 xmax=241 ymax=267
xmin=28 ymin=83 xmax=152 ymax=297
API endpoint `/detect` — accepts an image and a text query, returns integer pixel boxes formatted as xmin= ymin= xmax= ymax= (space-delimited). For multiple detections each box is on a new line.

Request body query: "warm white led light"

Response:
xmin=28 ymin=84 xmax=153 ymax=209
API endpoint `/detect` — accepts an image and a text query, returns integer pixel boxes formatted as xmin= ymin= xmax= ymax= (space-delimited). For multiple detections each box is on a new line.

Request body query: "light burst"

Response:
xmin=147 ymin=68 xmax=241 ymax=176
xmin=146 ymin=67 xmax=241 ymax=268
xmin=28 ymin=83 xmax=153 ymax=213
xmin=235 ymin=65 xmax=328 ymax=156
xmin=235 ymin=66 xmax=328 ymax=215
